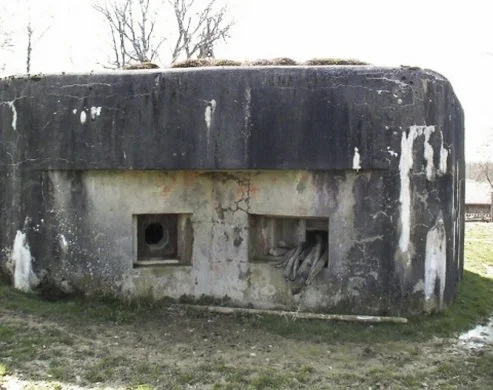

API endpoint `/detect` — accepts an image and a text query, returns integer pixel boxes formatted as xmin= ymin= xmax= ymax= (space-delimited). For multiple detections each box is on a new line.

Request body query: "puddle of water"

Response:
xmin=458 ymin=318 xmax=493 ymax=349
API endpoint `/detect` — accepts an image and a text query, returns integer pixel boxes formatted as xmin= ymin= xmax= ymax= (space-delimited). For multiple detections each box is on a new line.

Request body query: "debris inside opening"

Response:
xmin=270 ymin=229 xmax=329 ymax=295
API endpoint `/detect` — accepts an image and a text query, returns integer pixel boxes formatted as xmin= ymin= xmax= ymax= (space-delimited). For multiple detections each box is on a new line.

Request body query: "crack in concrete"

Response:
xmin=353 ymin=235 xmax=384 ymax=244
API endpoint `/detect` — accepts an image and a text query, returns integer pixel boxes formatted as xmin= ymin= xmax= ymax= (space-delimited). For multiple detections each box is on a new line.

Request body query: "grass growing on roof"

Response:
xmin=171 ymin=58 xmax=241 ymax=68
xmin=170 ymin=57 xmax=369 ymax=68
xmin=304 ymin=58 xmax=369 ymax=65
xmin=123 ymin=62 xmax=160 ymax=70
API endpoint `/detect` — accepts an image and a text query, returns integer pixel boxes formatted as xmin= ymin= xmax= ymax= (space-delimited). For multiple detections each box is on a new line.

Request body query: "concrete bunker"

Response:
xmin=0 ymin=66 xmax=464 ymax=315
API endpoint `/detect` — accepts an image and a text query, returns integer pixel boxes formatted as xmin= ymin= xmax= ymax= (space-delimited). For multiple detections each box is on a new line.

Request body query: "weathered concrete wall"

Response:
xmin=0 ymin=66 xmax=464 ymax=314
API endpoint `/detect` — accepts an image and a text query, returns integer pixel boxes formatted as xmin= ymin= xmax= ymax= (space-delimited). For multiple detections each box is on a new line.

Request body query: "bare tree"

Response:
xmin=24 ymin=7 xmax=52 ymax=74
xmin=0 ymin=23 xmax=12 ymax=50
xmin=476 ymin=128 xmax=493 ymax=189
xmin=0 ymin=1 xmax=52 ymax=75
xmin=169 ymin=0 xmax=233 ymax=63
xmin=94 ymin=0 xmax=167 ymax=68
xmin=26 ymin=19 xmax=33 ymax=74
xmin=0 ymin=14 xmax=13 ymax=73
xmin=94 ymin=0 xmax=232 ymax=68
xmin=24 ymin=21 xmax=51 ymax=74
xmin=477 ymin=161 xmax=493 ymax=189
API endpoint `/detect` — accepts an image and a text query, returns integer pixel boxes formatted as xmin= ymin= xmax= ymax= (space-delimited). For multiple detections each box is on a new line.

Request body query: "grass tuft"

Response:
xmin=123 ymin=62 xmax=160 ymax=70
xmin=304 ymin=58 xmax=369 ymax=65
xmin=172 ymin=58 xmax=241 ymax=68
xmin=247 ymin=57 xmax=299 ymax=66
xmin=0 ymin=363 xmax=12 ymax=377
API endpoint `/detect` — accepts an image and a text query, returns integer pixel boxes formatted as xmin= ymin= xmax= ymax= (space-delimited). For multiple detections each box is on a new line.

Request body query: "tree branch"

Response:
xmin=95 ymin=0 xmax=232 ymax=67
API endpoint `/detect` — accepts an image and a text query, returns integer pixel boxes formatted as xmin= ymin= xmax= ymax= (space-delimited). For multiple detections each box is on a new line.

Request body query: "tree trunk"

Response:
xmin=490 ymin=191 xmax=493 ymax=222
xmin=26 ymin=23 xmax=32 ymax=74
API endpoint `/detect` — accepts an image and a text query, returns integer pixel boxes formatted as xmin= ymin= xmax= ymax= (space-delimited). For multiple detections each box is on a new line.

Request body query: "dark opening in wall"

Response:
xmin=249 ymin=214 xmax=329 ymax=263
xmin=134 ymin=214 xmax=193 ymax=267
xmin=305 ymin=229 xmax=329 ymax=268
xmin=145 ymin=223 xmax=165 ymax=245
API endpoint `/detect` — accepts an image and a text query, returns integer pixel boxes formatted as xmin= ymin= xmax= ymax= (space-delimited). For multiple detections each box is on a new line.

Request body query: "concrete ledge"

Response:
xmin=0 ymin=66 xmax=462 ymax=171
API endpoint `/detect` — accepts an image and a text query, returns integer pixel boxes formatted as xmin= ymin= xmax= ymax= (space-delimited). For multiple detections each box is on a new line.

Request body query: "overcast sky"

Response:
xmin=1 ymin=0 xmax=492 ymax=160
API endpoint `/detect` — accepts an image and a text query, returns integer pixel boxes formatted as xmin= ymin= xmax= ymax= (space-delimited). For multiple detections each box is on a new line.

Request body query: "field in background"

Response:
xmin=0 ymin=223 xmax=492 ymax=389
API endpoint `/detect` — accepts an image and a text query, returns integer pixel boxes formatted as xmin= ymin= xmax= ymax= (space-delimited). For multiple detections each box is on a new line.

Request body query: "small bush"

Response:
xmin=247 ymin=57 xmax=299 ymax=66
xmin=172 ymin=58 xmax=214 ymax=68
xmin=171 ymin=57 xmax=371 ymax=68
xmin=172 ymin=58 xmax=241 ymax=68
xmin=304 ymin=58 xmax=369 ymax=66
xmin=123 ymin=62 xmax=160 ymax=70
xmin=212 ymin=59 xmax=242 ymax=67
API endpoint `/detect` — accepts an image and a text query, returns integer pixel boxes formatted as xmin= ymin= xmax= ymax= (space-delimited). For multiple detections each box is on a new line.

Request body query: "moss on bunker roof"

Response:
xmin=247 ymin=57 xmax=299 ymax=66
xmin=169 ymin=57 xmax=370 ymax=69
xmin=171 ymin=58 xmax=242 ymax=68
xmin=123 ymin=62 xmax=160 ymax=70
xmin=304 ymin=58 xmax=369 ymax=66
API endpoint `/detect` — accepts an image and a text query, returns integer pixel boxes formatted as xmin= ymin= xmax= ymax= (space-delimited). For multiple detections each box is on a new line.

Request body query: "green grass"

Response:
xmin=0 ymin=363 xmax=12 ymax=377
xmin=0 ymin=222 xmax=492 ymax=389
xmin=464 ymin=222 xmax=493 ymax=275
xmin=0 ymin=282 xmax=154 ymax=325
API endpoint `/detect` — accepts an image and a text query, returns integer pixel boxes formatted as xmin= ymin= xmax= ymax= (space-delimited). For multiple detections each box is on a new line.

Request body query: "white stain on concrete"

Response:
xmin=424 ymin=215 xmax=446 ymax=308
xmin=8 ymin=101 xmax=17 ymax=131
xmin=399 ymin=126 xmax=420 ymax=252
xmin=399 ymin=125 xmax=436 ymax=252
xmin=439 ymin=133 xmax=448 ymax=174
xmin=424 ymin=126 xmax=435 ymax=180
xmin=59 ymin=234 xmax=69 ymax=254
xmin=204 ymin=99 xmax=216 ymax=130
xmin=12 ymin=231 xmax=38 ymax=292
xmin=387 ymin=147 xmax=398 ymax=157
xmin=80 ymin=111 xmax=87 ymax=125
xmin=353 ymin=147 xmax=361 ymax=171
xmin=2 ymin=101 xmax=18 ymax=131
xmin=90 ymin=106 xmax=102 ymax=120
xmin=368 ymin=76 xmax=409 ymax=89
xmin=412 ymin=279 xmax=425 ymax=293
